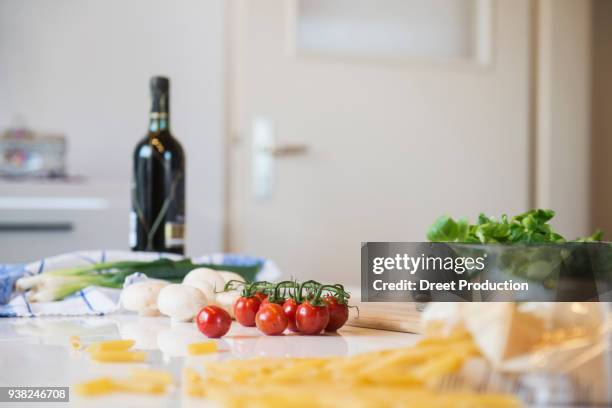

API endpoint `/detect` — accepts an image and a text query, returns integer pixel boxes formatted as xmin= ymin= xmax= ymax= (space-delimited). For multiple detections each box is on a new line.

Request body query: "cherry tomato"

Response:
xmin=234 ymin=296 xmax=261 ymax=327
xmin=282 ymin=298 xmax=299 ymax=332
xmin=255 ymin=303 xmax=288 ymax=335
xmin=196 ymin=305 xmax=231 ymax=338
xmin=253 ymin=292 xmax=268 ymax=303
xmin=295 ymin=301 xmax=329 ymax=335
xmin=323 ymin=295 xmax=349 ymax=332
xmin=261 ymin=297 xmax=283 ymax=307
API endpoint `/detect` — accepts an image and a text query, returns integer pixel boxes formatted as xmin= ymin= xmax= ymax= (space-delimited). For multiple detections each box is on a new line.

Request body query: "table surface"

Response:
xmin=0 ymin=315 xmax=420 ymax=407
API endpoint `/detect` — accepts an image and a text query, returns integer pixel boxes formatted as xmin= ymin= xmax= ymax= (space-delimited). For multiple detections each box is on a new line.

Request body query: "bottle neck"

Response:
xmin=149 ymin=90 xmax=170 ymax=133
xmin=149 ymin=112 xmax=170 ymax=133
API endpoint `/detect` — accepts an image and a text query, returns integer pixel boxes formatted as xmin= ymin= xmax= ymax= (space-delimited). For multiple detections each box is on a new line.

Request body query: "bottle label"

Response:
xmin=165 ymin=222 xmax=185 ymax=247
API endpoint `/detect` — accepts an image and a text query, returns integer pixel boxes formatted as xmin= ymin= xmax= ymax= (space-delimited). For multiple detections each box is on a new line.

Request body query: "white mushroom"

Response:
xmin=157 ymin=284 xmax=208 ymax=322
xmin=218 ymin=271 xmax=245 ymax=285
xmin=120 ymin=280 xmax=169 ymax=316
xmin=183 ymin=268 xmax=226 ymax=292
xmin=182 ymin=279 xmax=216 ymax=306
xmin=215 ymin=290 xmax=241 ymax=319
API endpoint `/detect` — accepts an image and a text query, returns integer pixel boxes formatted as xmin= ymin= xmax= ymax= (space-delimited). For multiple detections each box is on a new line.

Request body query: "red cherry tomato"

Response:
xmin=323 ymin=295 xmax=349 ymax=332
xmin=253 ymin=292 xmax=268 ymax=303
xmin=196 ymin=305 xmax=231 ymax=338
xmin=255 ymin=303 xmax=288 ymax=335
xmin=234 ymin=296 xmax=261 ymax=327
xmin=261 ymin=297 xmax=283 ymax=308
xmin=282 ymin=298 xmax=299 ymax=332
xmin=295 ymin=301 xmax=329 ymax=335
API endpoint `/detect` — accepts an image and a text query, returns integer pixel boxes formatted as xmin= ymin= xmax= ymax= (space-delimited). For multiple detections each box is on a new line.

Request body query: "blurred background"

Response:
xmin=0 ymin=0 xmax=610 ymax=286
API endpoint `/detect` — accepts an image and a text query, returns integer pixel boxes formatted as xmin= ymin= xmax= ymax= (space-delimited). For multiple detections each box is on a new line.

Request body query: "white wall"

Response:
xmin=0 ymin=0 xmax=226 ymax=255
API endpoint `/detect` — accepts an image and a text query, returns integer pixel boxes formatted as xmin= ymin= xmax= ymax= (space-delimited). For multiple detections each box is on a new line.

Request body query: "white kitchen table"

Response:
xmin=0 ymin=315 xmax=421 ymax=407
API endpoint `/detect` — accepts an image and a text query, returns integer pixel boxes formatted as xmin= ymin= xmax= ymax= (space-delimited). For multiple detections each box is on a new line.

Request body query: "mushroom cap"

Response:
xmin=183 ymin=268 xmax=225 ymax=292
xmin=215 ymin=290 xmax=240 ymax=318
xmin=218 ymin=271 xmax=245 ymax=285
xmin=182 ymin=280 xmax=216 ymax=306
xmin=120 ymin=280 xmax=169 ymax=316
xmin=157 ymin=284 xmax=208 ymax=322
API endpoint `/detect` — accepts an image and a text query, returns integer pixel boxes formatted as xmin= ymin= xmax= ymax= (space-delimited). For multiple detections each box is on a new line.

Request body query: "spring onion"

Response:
xmin=15 ymin=258 xmax=261 ymax=302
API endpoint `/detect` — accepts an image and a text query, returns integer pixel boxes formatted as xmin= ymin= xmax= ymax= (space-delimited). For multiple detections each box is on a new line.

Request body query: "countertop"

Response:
xmin=0 ymin=315 xmax=421 ymax=407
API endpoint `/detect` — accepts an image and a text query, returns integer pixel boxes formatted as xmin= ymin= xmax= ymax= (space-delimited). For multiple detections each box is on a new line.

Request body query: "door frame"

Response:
xmin=533 ymin=0 xmax=592 ymax=237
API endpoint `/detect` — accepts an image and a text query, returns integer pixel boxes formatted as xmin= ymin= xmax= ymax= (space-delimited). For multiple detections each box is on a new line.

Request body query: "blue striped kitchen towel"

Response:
xmin=0 ymin=250 xmax=280 ymax=317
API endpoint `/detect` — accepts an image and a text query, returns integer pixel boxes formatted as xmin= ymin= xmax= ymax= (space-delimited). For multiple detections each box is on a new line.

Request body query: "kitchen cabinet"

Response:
xmin=0 ymin=179 xmax=129 ymax=263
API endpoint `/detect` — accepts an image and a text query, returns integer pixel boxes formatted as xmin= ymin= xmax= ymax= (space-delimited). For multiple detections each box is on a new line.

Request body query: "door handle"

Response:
xmin=263 ymin=144 xmax=308 ymax=157
xmin=252 ymin=117 xmax=309 ymax=199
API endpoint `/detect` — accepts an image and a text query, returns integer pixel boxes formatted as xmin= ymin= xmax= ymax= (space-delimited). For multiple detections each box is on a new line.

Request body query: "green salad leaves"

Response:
xmin=427 ymin=209 xmax=604 ymax=244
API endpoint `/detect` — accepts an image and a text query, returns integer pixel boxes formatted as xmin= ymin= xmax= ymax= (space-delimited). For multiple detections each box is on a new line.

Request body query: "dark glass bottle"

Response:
xmin=131 ymin=76 xmax=185 ymax=254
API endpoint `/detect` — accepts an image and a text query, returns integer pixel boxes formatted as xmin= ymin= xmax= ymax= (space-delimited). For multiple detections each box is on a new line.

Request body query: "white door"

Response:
xmin=227 ymin=0 xmax=532 ymax=286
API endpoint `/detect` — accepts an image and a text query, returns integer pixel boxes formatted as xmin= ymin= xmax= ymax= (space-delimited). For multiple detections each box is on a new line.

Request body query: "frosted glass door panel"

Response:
xmin=295 ymin=0 xmax=490 ymax=63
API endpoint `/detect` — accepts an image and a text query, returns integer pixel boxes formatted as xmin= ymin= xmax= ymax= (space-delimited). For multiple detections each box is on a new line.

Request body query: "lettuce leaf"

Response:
xmin=427 ymin=209 xmax=603 ymax=243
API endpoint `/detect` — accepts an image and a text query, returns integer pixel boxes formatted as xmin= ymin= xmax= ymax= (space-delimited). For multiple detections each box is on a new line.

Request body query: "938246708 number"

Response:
xmin=2 ymin=387 xmax=69 ymax=402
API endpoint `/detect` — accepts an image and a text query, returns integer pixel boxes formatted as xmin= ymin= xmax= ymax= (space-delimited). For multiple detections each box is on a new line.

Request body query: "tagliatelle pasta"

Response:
xmin=206 ymin=385 xmax=519 ymax=408
xmin=188 ymin=329 xmax=520 ymax=408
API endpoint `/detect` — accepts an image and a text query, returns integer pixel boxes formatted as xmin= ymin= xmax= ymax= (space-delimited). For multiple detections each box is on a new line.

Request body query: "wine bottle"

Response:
xmin=130 ymin=76 xmax=186 ymax=254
